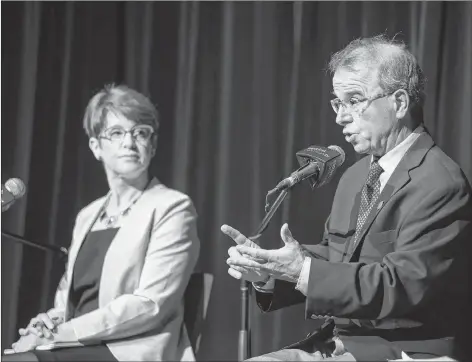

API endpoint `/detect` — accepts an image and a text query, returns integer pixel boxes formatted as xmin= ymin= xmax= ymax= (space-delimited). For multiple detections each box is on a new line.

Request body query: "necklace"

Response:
xmin=100 ymin=179 xmax=152 ymax=228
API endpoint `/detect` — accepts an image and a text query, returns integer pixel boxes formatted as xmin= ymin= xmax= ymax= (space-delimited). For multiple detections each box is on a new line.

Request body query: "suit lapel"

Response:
xmin=330 ymin=157 xmax=368 ymax=262
xmin=348 ymin=132 xmax=435 ymax=261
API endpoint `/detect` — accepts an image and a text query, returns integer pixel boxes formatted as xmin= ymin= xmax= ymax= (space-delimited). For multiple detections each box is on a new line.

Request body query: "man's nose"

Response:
xmin=335 ymin=108 xmax=353 ymax=126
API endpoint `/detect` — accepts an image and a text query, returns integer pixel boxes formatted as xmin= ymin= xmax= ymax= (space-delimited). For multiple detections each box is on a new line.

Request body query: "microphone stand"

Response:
xmin=2 ymin=230 xmax=68 ymax=258
xmin=238 ymin=188 xmax=290 ymax=361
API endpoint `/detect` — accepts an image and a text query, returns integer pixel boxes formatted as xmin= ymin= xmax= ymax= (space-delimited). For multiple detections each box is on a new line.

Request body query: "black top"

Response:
xmin=68 ymin=228 xmax=119 ymax=319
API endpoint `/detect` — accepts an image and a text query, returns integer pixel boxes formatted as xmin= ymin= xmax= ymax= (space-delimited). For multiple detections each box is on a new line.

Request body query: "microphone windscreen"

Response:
xmin=327 ymin=145 xmax=346 ymax=166
xmin=295 ymin=145 xmax=345 ymax=189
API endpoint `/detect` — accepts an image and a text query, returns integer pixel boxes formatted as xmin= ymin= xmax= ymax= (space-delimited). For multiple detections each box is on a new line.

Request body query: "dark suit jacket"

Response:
xmin=256 ymin=132 xmax=472 ymax=360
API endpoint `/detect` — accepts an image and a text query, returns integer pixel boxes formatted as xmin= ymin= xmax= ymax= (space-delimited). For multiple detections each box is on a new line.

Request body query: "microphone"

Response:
xmin=2 ymin=178 xmax=26 ymax=212
xmin=275 ymin=145 xmax=345 ymax=190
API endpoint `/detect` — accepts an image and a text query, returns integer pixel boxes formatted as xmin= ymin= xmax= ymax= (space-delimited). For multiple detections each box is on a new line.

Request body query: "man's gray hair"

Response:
xmin=328 ymin=34 xmax=426 ymax=106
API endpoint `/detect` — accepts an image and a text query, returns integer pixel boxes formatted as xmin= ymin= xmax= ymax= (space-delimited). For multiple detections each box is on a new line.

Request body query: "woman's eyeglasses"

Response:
xmin=99 ymin=125 xmax=155 ymax=144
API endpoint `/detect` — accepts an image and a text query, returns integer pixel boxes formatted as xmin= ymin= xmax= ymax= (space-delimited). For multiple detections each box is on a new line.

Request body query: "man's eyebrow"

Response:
xmin=331 ymin=90 xmax=364 ymax=98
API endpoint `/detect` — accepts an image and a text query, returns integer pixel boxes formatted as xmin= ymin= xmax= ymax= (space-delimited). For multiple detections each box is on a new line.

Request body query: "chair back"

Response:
xmin=184 ymin=272 xmax=214 ymax=355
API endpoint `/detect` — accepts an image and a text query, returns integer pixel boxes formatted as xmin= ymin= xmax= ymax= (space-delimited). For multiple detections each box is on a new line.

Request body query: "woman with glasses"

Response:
xmin=4 ymin=85 xmax=200 ymax=361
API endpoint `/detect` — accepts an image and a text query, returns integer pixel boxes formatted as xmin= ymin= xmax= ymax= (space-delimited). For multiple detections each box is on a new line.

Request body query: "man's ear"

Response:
xmin=393 ymin=89 xmax=410 ymax=119
xmin=89 ymin=137 xmax=102 ymax=161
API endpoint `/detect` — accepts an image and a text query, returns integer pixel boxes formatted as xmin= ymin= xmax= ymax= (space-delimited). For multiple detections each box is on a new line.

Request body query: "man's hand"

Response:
xmin=228 ymin=223 xmax=306 ymax=284
xmin=221 ymin=224 xmax=270 ymax=283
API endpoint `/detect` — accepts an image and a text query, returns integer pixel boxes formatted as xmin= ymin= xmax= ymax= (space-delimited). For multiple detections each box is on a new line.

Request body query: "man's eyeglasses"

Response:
xmin=99 ymin=125 xmax=155 ymax=144
xmin=330 ymin=91 xmax=395 ymax=115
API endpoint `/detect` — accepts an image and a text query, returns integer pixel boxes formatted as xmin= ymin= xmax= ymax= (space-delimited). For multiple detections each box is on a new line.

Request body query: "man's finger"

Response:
xmin=230 ymin=245 xmax=266 ymax=263
xmin=221 ymin=224 xmax=250 ymax=245
xmin=227 ymin=254 xmax=261 ymax=268
xmin=245 ymin=237 xmax=261 ymax=249
xmin=240 ymin=253 xmax=266 ymax=263
xmin=230 ymin=265 xmax=248 ymax=274
xmin=236 ymin=245 xmax=272 ymax=261
xmin=228 ymin=246 xmax=242 ymax=258
xmin=228 ymin=267 xmax=242 ymax=280
xmin=18 ymin=328 xmax=28 ymax=336
xmin=228 ymin=256 xmax=266 ymax=270
xmin=280 ymin=223 xmax=296 ymax=244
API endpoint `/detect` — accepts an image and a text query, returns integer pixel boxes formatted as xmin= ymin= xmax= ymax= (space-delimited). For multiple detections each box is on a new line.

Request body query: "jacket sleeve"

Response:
xmin=56 ymin=196 xmax=200 ymax=343
xmin=46 ymin=274 xmax=68 ymax=320
xmin=255 ymin=280 xmax=306 ymax=312
xmin=305 ymin=180 xmax=471 ymax=320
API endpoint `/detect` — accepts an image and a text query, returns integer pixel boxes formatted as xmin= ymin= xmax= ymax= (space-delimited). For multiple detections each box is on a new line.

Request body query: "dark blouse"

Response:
xmin=68 ymin=228 xmax=119 ymax=319
xmin=31 ymin=228 xmax=120 ymax=361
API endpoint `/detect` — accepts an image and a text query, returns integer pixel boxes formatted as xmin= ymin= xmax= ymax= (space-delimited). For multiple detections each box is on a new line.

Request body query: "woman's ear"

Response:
xmin=394 ymin=89 xmax=410 ymax=119
xmin=89 ymin=137 xmax=102 ymax=161
xmin=151 ymin=135 xmax=158 ymax=157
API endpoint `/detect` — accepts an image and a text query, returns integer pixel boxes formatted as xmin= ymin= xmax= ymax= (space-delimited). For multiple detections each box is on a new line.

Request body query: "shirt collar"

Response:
xmin=373 ymin=125 xmax=424 ymax=175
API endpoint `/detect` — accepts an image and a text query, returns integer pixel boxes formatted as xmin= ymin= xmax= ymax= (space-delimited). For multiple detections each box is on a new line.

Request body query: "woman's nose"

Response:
xmin=121 ymin=132 xmax=137 ymax=148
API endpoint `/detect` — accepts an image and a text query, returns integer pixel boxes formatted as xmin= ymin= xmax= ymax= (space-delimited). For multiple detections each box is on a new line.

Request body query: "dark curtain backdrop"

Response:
xmin=2 ymin=1 xmax=471 ymax=360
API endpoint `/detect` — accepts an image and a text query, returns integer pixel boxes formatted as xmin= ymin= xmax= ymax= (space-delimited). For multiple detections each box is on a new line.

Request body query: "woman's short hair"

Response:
xmin=328 ymin=34 xmax=426 ymax=107
xmin=83 ymin=84 xmax=159 ymax=139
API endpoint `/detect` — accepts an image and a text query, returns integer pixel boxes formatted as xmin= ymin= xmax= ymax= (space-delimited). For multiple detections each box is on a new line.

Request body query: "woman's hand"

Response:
xmin=12 ymin=332 xmax=53 ymax=353
xmin=19 ymin=313 xmax=63 ymax=339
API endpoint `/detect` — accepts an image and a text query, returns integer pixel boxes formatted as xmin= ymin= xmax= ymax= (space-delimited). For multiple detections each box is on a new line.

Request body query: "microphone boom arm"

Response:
xmin=2 ymin=230 xmax=68 ymax=257
xmin=237 ymin=188 xmax=290 ymax=361
xmin=249 ymin=189 xmax=290 ymax=243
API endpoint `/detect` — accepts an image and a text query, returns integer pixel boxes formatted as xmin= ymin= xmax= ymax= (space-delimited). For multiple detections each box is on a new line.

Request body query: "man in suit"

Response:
xmin=222 ymin=35 xmax=471 ymax=361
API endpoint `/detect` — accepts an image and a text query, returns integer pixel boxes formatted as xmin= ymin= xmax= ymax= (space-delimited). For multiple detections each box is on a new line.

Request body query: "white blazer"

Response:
xmin=47 ymin=178 xmax=200 ymax=361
